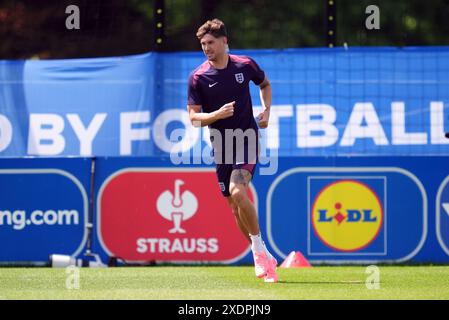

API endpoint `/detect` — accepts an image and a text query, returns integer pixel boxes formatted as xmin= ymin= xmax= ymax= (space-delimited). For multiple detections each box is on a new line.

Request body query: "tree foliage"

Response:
xmin=0 ymin=0 xmax=448 ymax=59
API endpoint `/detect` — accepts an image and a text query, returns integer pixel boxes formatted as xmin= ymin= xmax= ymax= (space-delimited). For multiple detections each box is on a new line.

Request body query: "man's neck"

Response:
xmin=209 ymin=53 xmax=229 ymax=70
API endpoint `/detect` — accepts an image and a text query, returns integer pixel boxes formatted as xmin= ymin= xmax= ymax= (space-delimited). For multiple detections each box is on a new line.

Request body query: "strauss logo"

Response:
xmin=156 ymin=179 xmax=198 ymax=234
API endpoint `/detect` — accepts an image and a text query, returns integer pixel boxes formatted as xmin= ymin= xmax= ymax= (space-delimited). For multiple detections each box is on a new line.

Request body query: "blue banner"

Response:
xmin=0 ymin=158 xmax=90 ymax=263
xmin=1 ymin=47 xmax=449 ymax=157
xmin=1 ymin=156 xmax=449 ymax=264
xmin=255 ymin=156 xmax=449 ymax=264
xmin=87 ymin=156 xmax=449 ymax=265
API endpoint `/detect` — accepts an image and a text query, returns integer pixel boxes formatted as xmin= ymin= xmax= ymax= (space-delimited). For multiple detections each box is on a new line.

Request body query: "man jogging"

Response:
xmin=187 ymin=19 xmax=278 ymax=282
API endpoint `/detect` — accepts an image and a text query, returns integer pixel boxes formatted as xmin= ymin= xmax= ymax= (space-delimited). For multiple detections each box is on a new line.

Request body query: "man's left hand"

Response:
xmin=257 ymin=109 xmax=270 ymax=129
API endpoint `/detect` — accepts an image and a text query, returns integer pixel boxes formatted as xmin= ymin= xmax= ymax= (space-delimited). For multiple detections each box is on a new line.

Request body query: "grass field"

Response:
xmin=1 ymin=266 xmax=449 ymax=300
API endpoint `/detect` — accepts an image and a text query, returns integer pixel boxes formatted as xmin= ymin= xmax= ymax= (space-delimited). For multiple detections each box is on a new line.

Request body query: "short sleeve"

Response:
xmin=248 ymin=57 xmax=265 ymax=86
xmin=187 ymin=74 xmax=203 ymax=106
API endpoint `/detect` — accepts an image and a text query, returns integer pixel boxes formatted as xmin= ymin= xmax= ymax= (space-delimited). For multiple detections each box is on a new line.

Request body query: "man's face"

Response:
xmin=200 ymin=33 xmax=227 ymax=61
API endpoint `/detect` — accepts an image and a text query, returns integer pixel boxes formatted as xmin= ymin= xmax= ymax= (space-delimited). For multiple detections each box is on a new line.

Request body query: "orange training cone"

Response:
xmin=280 ymin=251 xmax=312 ymax=268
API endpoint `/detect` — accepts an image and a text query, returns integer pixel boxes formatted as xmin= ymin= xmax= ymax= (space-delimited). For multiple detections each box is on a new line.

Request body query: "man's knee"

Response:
xmin=230 ymin=185 xmax=248 ymax=206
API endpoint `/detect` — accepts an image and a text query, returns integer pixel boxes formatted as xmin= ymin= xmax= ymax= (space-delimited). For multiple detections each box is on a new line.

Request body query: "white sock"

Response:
xmin=262 ymin=240 xmax=273 ymax=260
xmin=250 ymin=233 xmax=272 ymax=259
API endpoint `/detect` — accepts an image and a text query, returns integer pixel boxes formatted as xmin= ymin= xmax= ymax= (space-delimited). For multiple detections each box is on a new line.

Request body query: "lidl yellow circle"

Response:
xmin=312 ymin=180 xmax=383 ymax=252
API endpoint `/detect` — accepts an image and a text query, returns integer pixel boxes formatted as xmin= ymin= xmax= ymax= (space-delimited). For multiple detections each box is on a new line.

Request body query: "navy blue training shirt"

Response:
xmin=187 ymin=54 xmax=265 ymax=134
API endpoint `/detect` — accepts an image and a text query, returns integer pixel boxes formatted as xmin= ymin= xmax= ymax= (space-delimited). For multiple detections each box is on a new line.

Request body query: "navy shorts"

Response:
xmin=216 ymin=162 xmax=257 ymax=197
xmin=212 ymin=126 xmax=260 ymax=197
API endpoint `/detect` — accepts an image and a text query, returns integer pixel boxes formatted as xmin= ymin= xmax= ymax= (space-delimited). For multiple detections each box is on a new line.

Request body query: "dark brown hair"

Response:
xmin=196 ymin=19 xmax=228 ymax=40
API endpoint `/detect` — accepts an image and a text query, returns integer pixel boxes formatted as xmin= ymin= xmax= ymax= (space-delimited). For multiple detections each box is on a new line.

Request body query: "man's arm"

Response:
xmin=256 ymin=76 xmax=272 ymax=128
xmin=187 ymin=102 xmax=235 ymax=127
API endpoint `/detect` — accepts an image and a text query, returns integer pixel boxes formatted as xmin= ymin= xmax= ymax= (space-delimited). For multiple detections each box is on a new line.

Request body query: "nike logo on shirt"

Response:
xmin=209 ymin=82 xmax=218 ymax=88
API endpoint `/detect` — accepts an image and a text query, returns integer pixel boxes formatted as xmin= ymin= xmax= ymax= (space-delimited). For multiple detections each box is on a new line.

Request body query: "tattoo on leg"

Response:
xmin=231 ymin=169 xmax=251 ymax=187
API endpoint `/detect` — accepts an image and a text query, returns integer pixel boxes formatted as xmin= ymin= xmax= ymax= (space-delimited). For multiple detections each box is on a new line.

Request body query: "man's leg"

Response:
xmin=226 ymin=197 xmax=251 ymax=243
xmin=229 ymin=169 xmax=260 ymax=235
xmin=229 ymin=168 xmax=278 ymax=282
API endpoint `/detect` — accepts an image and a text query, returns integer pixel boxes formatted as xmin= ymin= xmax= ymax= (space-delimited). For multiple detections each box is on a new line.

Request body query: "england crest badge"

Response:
xmin=235 ymin=73 xmax=244 ymax=84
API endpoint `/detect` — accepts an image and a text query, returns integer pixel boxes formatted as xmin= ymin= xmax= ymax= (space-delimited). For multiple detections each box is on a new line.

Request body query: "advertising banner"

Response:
xmin=1 ymin=47 xmax=449 ymax=157
xmin=0 ymin=158 xmax=90 ymax=263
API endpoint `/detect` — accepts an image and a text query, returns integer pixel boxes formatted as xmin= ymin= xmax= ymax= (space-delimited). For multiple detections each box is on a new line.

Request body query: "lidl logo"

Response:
xmin=311 ymin=179 xmax=384 ymax=253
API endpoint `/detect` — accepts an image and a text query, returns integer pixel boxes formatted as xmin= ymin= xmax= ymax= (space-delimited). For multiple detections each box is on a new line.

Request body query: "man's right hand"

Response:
xmin=216 ymin=101 xmax=235 ymax=119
